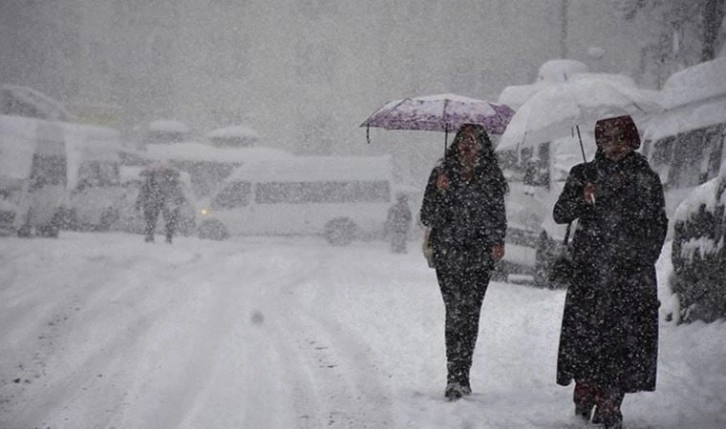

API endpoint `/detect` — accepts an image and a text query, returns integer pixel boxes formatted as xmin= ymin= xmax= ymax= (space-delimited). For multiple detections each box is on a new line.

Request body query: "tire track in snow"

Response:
xmin=2 ymin=246 xmax=238 ymax=429
xmin=243 ymin=247 xmax=394 ymax=428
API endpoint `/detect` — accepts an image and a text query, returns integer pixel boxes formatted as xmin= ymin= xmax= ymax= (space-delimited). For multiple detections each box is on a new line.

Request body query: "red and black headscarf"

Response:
xmin=594 ymin=115 xmax=641 ymax=150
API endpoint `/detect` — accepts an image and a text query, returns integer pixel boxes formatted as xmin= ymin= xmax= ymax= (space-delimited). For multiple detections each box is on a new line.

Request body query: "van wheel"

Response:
xmin=17 ymin=224 xmax=31 ymax=238
xmin=198 ymin=219 xmax=228 ymax=241
xmin=324 ymin=218 xmax=356 ymax=246
xmin=98 ymin=207 xmax=118 ymax=231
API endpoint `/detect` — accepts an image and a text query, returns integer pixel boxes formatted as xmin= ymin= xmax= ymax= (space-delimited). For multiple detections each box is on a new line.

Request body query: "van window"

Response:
xmin=77 ymin=160 xmax=120 ymax=188
xmin=704 ymin=124 xmax=725 ymax=180
xmin=669 ymin=129 xmax=707 ymax=188
xmin=211 ymin=181 xmax=251 ymax=209
xmin=29 ymin=154 xmax=67 ymax=191
xmin=651 ymin=136 xmax=674 ymax=168
xmin=255 ymin=181 xmax=391 ymax=204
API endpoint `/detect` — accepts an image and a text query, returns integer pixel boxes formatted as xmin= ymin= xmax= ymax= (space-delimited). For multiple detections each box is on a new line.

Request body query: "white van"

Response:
xmin=641 ymin=57 xmax=726 ymax=221
xmin=144 ymin=141 xmax=291 ymax=199
xmin=197 ymin=155 xmax=394 ymax=244
xmin=0 ymin=115 xmax=67 ymax=237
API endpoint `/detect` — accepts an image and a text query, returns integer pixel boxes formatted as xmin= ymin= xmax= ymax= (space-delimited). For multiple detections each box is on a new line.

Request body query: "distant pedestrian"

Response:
xmin=420 ymin=123 xmax=507 ymax=401
xmin=386 ymin=193 xmax=412 ymax=253
xmin=553 ymin=115 xmax=668 ymax=429
xmin=136 ymin=166 xmax=186 ymax=243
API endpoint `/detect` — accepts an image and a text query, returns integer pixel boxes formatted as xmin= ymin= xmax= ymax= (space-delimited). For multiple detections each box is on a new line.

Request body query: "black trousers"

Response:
xmin=144 ymin=206 xmax=179 ymax=241
xmin=435 ymin=263 xmax=492 ymax=385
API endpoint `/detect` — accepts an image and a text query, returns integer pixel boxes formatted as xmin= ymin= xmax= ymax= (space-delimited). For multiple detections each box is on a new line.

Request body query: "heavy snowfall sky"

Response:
xmin=0 ymin=0 xmax=700 ymax=184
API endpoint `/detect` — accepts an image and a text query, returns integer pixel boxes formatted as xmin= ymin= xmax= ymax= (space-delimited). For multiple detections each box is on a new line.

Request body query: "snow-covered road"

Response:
xmin=1 ymin=233 xmax=725 ymax=429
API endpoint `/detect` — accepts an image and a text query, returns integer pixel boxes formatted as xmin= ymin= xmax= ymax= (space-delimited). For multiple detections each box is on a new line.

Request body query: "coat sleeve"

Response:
xmin=420 ymin=165 xmax=443 ymax=228
xmin=553 ymin=164 xmax=590 ymax=224
xmin=634 ymin=171 xmax=669 ymax=266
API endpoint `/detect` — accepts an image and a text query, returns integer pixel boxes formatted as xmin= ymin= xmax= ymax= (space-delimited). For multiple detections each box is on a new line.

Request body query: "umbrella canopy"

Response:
xmin=496 ymin=77 xmax=662 ymax=157
xmin=360 ymin=93 xmax=515 ymax=142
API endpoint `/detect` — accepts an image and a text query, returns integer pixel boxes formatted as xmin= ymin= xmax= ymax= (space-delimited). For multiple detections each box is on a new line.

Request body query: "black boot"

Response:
xmin=573 ymin=382 xmax=597 ymax=421
xmin=444 ymin=382 xmax=465 ymax=401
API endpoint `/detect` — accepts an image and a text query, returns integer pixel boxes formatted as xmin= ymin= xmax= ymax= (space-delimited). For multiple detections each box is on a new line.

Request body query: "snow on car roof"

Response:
xmin=673 ymin=176 xmax=726 ymax=222
xmin=148 ymin=120 xmax=190 ymax=134
xmin=144 ymin=142 xmax=290 ymax=163
xmin=642 ymin=96 xmax=726 ymax=142
xmin=660 ymin=57 xmax=726 ymax=109
xmin=206 ymin=125 xmax=260 ymax=139
xmin=227 ymin=155 xmax=393 ymax=183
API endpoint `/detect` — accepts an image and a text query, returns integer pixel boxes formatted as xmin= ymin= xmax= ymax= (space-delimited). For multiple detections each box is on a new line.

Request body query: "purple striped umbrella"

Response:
xmin=361 ymin=93 xmax=515 ymax=144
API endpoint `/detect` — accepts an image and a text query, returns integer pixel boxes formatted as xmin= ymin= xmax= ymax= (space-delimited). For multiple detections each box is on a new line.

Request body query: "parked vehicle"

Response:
xmin=63 ymin=122 xmax=127 ymax=231
xmin=505 ymin=134 xmax=598 ymax=287
xmin=646 ymin=57 xmax=726 ymax=323
xmin=0 ymin=115 xmax=67 ymax=237
xmin=670 ymin=171 xmax=726 ymax=323
xmin=641 ymin=56 xmax=726 ymax=220
xmin=2 ymin=86 xmax=131 ymax=236
xmin=197 ymin=156 xmax=394 ymax=245
xmin=144 ymin=141 xmax=291 ymax=199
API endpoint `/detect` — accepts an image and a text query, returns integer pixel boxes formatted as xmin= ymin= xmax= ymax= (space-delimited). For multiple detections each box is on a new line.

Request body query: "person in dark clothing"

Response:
xmin=553 ymin=115 xmax=668 ymax=429
xmin=136 ymin=166 xmax=186 ymax=244
xmin=387 ymin=193 xmax=412 ymax=253
xmin=420 ymin=123 xmax=508 ymax=401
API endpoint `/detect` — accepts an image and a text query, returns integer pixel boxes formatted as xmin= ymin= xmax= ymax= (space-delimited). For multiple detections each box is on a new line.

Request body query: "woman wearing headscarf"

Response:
xmin=553 ymin=115 xmax=668 ymax=429
xmin=420 ymin=123 xmax=508 ymax=401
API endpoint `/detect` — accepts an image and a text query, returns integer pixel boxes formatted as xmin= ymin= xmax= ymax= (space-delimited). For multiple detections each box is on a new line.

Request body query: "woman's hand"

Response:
xmin=491 ymin=243 xmax=505 ymax=262
xmin=436 ymin=174 xmax=450 ymax=191
xmin=583 ymin=182 xmax=596 ymax=205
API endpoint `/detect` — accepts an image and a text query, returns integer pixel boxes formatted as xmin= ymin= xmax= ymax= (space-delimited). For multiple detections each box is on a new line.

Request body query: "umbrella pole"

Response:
xmin=366 ymin=125 xmax=370 ymax=144
xmin=575 ymin=125 xmax=587 ymax=162
xmin=444 ymin=124 xmax=449 ymax=154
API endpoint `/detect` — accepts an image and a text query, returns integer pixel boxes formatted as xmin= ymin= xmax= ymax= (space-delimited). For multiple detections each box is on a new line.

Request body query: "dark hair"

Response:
xmin=595 ymin=115 xmax=641 ymax=149
xmin=443 ymin=123 xmax=508 ymax=194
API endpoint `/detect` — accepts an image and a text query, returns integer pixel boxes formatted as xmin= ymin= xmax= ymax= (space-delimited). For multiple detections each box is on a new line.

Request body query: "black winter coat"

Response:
xmin=554 ymin=151 xmax=667 ymax=392
xmin=420 ymin=159 xmax=507 ymax=270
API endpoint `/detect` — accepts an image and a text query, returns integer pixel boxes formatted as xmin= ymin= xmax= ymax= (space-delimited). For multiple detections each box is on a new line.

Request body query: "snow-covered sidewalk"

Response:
xmin=1 ymin=233 xmax=724 ymax=428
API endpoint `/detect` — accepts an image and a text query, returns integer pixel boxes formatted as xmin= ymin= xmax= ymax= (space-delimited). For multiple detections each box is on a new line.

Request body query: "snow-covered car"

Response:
xmin=115 ymin=166 xmax=197 ymax=236
xmin=670 ymin=171 xmax=726 ymax=323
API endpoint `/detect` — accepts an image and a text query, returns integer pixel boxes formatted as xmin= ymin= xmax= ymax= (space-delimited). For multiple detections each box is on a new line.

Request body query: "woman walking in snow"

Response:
xmin=553 ymin=115 xmax=668 ymax=429
xmin=420 ymin=123 xmax=507 ymax=401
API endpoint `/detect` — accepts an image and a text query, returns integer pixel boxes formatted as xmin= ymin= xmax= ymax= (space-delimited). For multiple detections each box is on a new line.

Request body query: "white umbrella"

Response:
xmin=497 ymin=77 xmax=662 ymax=161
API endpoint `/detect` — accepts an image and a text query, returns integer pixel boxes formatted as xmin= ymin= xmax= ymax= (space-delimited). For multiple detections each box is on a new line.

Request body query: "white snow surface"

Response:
xmin=1 ymin=234 xmax=725 ymax=429
xmin=148 ymin=120 xmax=191 ymax=134
xmin=206 ymin=126 xmax=260 ymax=140
xmin=144 ymin=142 xmax=291 ymax=163
xmin=227 ymin=155 xmax=393 ymax=183
xmin=660 ymin=57 xmax=726 ymax=110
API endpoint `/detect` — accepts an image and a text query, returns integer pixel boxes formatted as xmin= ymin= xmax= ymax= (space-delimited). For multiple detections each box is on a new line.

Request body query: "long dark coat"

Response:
xmin=420 ymin=156 xmax=507 ymax=270
xmin=553 ymin=151 xmax=667 ymax=393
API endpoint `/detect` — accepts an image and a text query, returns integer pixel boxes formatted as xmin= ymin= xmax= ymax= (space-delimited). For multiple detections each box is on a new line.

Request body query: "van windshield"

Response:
xmin=77 ymin=160 xmax=120 ymax=188
xmin=255 ymin=181 xmax=390 ymax=204
xmin=211 ymin=181 xmax=251 ymax=209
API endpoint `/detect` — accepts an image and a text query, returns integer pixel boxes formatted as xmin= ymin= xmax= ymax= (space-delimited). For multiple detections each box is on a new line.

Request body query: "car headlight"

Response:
xmin=200 ymin=208 xmax=210 ymax=216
